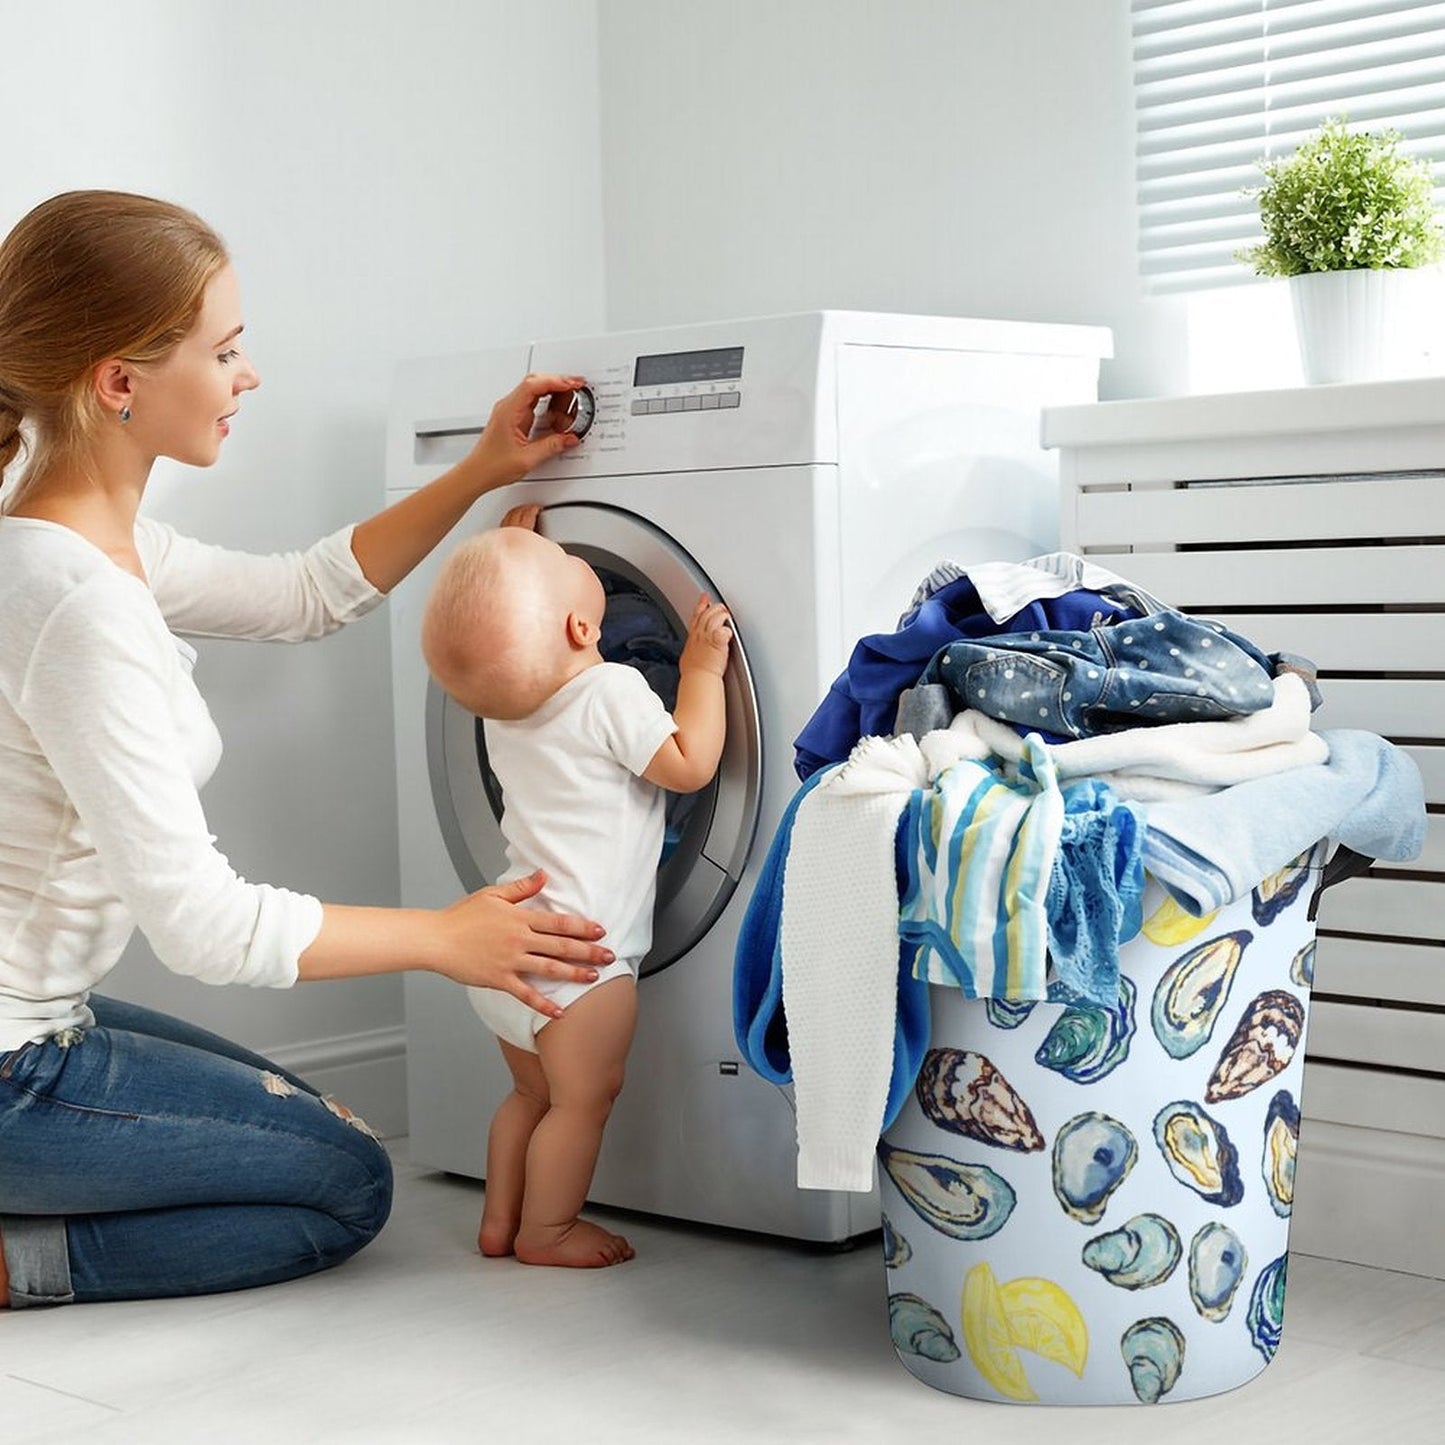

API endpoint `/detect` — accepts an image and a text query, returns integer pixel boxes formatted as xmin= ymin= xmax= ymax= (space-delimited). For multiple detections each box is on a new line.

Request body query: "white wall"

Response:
xmin=596 ymin=0 xmax=1187 ymax=401
xmin=1 ymin=0 xmax=605 ymax=1123
xmin=4 ymin=0 xmax=1196 ymax=1128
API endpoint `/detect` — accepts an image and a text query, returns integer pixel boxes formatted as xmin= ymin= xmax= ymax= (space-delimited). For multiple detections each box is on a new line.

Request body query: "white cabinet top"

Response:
xmin=1043 ymin=375 xmax=1445 ymax=451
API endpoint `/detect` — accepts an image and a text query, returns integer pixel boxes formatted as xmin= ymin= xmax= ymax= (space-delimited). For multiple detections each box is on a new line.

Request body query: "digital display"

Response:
xmin=634 ymin=346 xmax=744 ymax=387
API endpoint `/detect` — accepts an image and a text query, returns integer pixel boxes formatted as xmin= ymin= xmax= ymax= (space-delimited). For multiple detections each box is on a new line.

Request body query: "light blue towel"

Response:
xmin=1045 ymin=777 xmax=1147 ymax=1005
xmin=1142 ymin=729 xmax=1425 ymax=915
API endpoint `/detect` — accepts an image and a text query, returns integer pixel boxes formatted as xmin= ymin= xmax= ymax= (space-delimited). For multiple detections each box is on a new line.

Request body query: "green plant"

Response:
xmin=1238 ymin=118 xmax=1444 ymax=277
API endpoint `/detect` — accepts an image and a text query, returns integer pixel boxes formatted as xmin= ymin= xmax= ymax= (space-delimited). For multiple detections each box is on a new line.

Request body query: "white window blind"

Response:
xmin=1133 ymin=0 xmax=1445 ymax=292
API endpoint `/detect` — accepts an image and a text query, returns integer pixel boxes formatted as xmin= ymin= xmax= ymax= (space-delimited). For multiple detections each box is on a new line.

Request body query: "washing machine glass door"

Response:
xmin=426 ymin=502 xmax=762 ymax=976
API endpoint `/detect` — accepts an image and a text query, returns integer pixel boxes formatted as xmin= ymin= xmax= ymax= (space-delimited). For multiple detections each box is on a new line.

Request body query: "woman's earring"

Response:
xmin=118 ymin=406 xmax=132 ymax=424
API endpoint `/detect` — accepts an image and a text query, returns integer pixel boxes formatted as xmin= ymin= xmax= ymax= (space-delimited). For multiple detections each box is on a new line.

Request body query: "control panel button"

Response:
xmin=628 ymin=389 xmax=742 ymax=416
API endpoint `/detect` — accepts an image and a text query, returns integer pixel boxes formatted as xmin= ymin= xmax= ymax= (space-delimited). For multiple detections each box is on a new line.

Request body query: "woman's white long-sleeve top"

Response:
xmin=0 ymin=515 xmax=383 ymax=1052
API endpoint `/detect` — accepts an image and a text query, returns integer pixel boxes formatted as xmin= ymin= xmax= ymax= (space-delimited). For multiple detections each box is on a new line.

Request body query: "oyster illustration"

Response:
xmin=962 ymin=1263 xmax=1088 ymax=1402
xmin=1262 ymin=1090 xmax=1300 ymax=1218
xmin=1150 ymin=930 xmax=1250 ymax=1060
xmin=985 ymin=997 xmax=1037 ymax=1030
xmin=1289 ymin=941 xmax=1315 ymax=989
xmin=1052 ymin=1112 xmax=1138 ymax=1224
xmin=1153 ymin=1101 xmax=1244 ymax=1206
xmin=889 ymin=1291 xmax=960 ymax=1362
xmin=1247 ymin=1255 xmax=1288 ymax=1362
xmin=1035 ymin=976 xmax=1137 ymax=1085
xmin=1188 ymin=1222 xmax=1247 ymax=1322
xmin=1081 ymin=1213 xmax=1182 ymax=1290
xmin=881 ymin=1212 xmax=913 ymax=1268
xmin=877 ymin=1142 xmax=1016 ymax=1241
xmin=1121 ymin=1317 xmax=1185 ymax=1403
xmin=1143 ymin=893 xmax=1219 ymax=947
xmin=1252 ymin=851 xmax=1313 ymax=926
xmin=1204 ymin=990 xmax=1306 ymax=1103
xmin=915 ymin=1048 xmax=1045 ymax=1152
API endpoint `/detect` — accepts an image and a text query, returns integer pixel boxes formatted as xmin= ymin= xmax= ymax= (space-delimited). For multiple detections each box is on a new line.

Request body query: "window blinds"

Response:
xmin=1133 ymin=0 xmax=1445 ymax=292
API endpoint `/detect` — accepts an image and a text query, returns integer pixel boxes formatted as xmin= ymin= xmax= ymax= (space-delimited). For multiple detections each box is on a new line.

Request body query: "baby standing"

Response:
xmin=422 ymin=509 xmax=731 ymax=1267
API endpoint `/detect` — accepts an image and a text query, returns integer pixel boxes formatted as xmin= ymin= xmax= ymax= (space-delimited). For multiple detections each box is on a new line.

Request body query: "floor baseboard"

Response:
xmin=1292 ymin=1118 xmax=1445 ymax=1280
xmin=266 ymin=1026 xmax=409 ymax=1139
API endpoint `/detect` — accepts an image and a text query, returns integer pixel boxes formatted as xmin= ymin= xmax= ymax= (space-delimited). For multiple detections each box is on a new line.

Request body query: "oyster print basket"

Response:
xmin=879 ymin=844 xmax=1322 ymax=1406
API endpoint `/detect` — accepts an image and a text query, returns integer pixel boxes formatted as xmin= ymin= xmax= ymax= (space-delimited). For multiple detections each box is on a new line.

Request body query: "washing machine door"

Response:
xmin=426 ymin=502 xmax=763 ymax=976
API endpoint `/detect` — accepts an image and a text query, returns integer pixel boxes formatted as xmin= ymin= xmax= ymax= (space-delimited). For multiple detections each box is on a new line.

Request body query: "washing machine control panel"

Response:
xmin=408 ymin=315 xmax=832 ymax=479
xmin=628 ymin=344 xmax=744 ymax=418
xmin=533 ymin=348 xmax=745 ymax=453
xmin=527 ymin=315 xmax=833 ymax=477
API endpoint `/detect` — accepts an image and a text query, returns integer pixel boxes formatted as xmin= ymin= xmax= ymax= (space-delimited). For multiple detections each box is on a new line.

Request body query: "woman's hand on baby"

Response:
xmin=435 ymin=870 xmax=611 ymax=1016
xmin=466 ymin=374 xmax=587 ymax=491
xmin=679 ymin=594 xmax=732 ymax=678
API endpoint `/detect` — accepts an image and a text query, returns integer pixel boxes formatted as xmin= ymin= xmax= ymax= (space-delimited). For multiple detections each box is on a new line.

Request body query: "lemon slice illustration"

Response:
xmin=962 ymin=1262 xmax=1035 ymax=1401
xmin=962 ymin=1263 xmax=1089 ymax=1401
xmin=1143 ymin=894 xmax=1217 ymax=947
xmin=998 ymin=1276 xmax=1088 ymax=1376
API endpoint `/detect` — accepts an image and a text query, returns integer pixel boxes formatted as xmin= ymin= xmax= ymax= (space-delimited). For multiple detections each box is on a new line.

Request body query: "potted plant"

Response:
xmin=1239 ymin=118 xmax=1444 ymax=384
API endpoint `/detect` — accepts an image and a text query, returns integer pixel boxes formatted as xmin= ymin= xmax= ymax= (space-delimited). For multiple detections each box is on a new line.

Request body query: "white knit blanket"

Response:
xmin=964 ymin=672 xmax=1326 ymax=800
xmin=780 ymin=725 xmax=985 ymax=1191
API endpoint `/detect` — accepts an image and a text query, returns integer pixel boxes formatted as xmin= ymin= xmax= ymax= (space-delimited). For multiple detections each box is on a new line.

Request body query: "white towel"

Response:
xmin=904 ymin=552 xmax=1171 ymax=626
xmin=780 ymin=725 xmax=984 ymax=1191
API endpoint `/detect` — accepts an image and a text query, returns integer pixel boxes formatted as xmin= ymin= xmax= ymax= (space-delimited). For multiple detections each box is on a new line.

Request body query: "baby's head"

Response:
xmin=421 ymin=526 xmax=606 ymax=719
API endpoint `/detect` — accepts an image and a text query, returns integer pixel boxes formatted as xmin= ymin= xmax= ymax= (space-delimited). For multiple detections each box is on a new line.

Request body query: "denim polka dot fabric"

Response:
xmin=925 ymin=611 xmax=1276 ymax=740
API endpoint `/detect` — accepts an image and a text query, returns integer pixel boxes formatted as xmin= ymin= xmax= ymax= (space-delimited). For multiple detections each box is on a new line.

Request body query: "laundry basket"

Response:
xmin=879 ymin=843 xmax=1322 ymax=1406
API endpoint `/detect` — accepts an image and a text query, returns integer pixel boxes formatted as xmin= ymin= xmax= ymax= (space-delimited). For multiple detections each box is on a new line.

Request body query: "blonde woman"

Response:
xmin=0 ymin=190 xmax=610 ymax=1307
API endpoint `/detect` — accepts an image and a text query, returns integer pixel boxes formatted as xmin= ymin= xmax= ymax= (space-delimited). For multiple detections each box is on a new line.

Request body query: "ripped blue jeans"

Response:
xmin=0 ymin=996 xmax=392 ymax=1306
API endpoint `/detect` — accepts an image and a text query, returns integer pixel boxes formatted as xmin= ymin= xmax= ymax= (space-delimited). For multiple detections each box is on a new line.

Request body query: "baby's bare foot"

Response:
xmin=514 ymin=1218 xmax=635 ymax=1269
xmin=478 ymin=1211 xmax=518 ymax=1258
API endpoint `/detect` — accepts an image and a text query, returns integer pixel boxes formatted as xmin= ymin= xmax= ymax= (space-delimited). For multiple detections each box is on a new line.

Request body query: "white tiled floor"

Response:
xmin=3 ymin=1140 xmax=1443 ymax=1444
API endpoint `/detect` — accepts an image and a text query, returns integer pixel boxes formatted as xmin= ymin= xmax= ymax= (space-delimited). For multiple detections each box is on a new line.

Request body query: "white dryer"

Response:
xmin=387 ymin=311 xmax=1110 ymax=1243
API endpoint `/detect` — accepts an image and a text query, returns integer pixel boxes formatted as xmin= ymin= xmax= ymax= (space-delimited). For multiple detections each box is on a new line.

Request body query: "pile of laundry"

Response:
xmin=732 ymin=553 xmax=1426 ymax=1192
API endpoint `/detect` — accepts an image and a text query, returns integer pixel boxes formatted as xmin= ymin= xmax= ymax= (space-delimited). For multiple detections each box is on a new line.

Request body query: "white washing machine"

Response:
xmin=387 ymin=311 xmax=1110 ymax=1243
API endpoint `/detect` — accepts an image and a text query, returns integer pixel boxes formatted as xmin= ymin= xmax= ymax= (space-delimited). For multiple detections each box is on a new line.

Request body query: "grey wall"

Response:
xmin=596 ymin=0 xmax=1187 ymax=401
xmin=0 ymin=0 xmax=606 ymax=1087
xmin=3 ymin=0 xmax=1186 ymax=1105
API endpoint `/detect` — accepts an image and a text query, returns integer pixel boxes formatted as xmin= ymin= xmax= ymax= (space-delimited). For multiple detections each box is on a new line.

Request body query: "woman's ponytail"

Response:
xmin=0 ymin=391 xmax=26 ymax=498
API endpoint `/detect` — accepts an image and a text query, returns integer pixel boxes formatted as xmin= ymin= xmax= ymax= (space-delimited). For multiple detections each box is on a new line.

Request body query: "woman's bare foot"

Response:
xmin=514 ymin=1218 xmax=635 ymax=1268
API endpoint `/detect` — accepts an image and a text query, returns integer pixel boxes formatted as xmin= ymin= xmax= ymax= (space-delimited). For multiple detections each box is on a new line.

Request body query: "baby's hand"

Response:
xmin=499 ymin=503 xmax=542 ymax=531
xmin=679 ymin=594 xmax=732 ymax=678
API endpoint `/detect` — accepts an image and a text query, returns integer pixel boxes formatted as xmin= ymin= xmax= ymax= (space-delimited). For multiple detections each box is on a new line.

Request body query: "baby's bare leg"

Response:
xmin=515 ymin=976 xmax=638 ymax=1268
xmin=478 ymin=1040 xmax=550 ymax=1257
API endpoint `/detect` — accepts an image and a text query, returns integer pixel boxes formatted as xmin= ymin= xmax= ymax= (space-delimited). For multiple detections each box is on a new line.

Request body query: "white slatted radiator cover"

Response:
xmin=1045 ymin=379 xmax=1445 ymax=1279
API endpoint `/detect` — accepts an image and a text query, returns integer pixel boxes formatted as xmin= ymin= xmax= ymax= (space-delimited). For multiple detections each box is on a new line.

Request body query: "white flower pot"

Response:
xmin=1288 ymin=268 xmax=1414 ymax=384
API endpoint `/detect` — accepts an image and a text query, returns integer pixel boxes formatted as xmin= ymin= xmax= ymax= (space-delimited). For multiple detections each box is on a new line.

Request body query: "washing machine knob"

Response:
xmin=544 ymin=384 xmax=596 ymax=440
